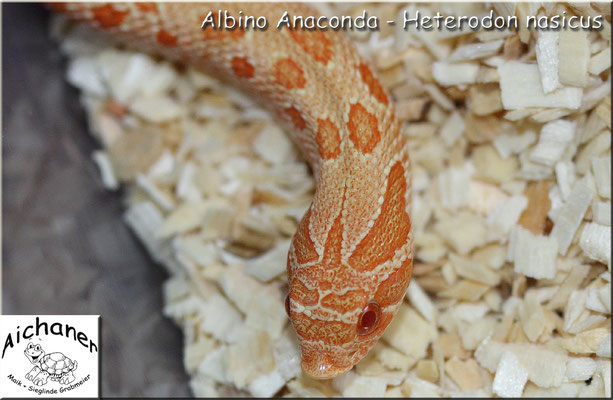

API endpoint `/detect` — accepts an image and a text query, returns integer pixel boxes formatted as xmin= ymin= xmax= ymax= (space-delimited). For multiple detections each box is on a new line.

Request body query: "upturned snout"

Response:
xmin=299 ymin=342 xmax=357 ymax=379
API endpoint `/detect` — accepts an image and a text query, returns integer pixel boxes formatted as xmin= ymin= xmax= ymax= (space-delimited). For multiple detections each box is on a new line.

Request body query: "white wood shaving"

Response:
xmin=433 ymin=62 xmax=479 ymax=86
xmin=558 ymin=29 xmax=590 ymax=88
xmin=580 ymin=223 xmax=611 ymax=264
xmin=448 ymin=40 xmax=504 ymax=62
xmin=92 ymin=150 xmax=119 ymax=190
xmin=439 ymin=111 xmax=465 ymax=147
xmin=555 ymin=161 xmax=577 ymax=200
xmin=535 ymin=32 xmax=561 ymax=94
xmin=486 ymin=195 xmax=528 ymax=242
xmin=493 ymin=130 xmax=537 ymax=159
xmin=407 ymin=280 xmax=437 ymax=323
xmin=589 ymin=47 xmax=612 ymax=75
xmin=566 ymin=357 xmax=597 ymax=382
xmin=438 ymin=163 xmax=472 ymax=210
xmin=550 ymin=180 xmax=595 ymax=255
xmin=498 ymin=62 xmax=583 ymax=110
xmin=509 ymin=226 xmax=558 ymax=279
xmin=592 ymin=201 xmax=611 ymax=226
xmin=591 ymin=156 xmax=611 ymax=199
xmin=493 ymin=351 xmax=528 ymax=397
xmin=529 ymin=119 xmax=576 ymax=167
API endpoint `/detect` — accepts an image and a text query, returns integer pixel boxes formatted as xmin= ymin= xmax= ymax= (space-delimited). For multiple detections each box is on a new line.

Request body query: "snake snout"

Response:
xmin=299 ymin=344 xmax=355 ymax=379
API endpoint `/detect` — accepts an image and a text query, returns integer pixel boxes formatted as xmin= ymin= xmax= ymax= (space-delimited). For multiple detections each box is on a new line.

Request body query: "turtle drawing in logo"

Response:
xmin=23 ymin=342 xmax=78 ymax=386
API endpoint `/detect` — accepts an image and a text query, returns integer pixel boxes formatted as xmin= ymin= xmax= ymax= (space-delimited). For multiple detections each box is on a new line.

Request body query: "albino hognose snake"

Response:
xmin=53 ymin=2 xmax=414 ymax=379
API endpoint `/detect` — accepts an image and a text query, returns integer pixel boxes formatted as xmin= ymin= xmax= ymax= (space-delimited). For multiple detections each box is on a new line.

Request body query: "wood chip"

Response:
xmin=468 ymin=83 xmax=503 ymax=116
xmin=445 ymin=357 xmax=485 ymax=391
xmin=440 ymin=279 xmax=490 ymax=302
xmin=592 ymin=156 xmax=611 ymax=199
xmin=558 ymin=29 xmax=590 ymax=87
xmin=464 ymin=113 xmax=502 ymax=144
xmin=509 ymin=226 xmax=558 ymax=279
xmin=417 ymin=359 xmax=440 ymax=383
xmin=535 ymin=31 xmax=561 ymax=93
xmin=383 ymin=306 xmax=437 ymax=359
xmin=589 ymin=45 xmax=612 ymax=75
xmin=450 ymin=254 xmax=501 ymax=286
xmin=529 ymin=119 xmax=576 ymax=167
xmin=396 ymin=97 xmax=431 ymax=121
xmin=517 ymin=180 xmax=552 ymax=234
xmin=434 ymin=212 xmax=487 ymax=255
xmin=579 ymin=223 xmax=611 ymax=264
xmin=493 ymin=351 xmax=528 ymax=397
xmin=550 ymin=179 xmax=594 ymax=255
xmin=503 ymin=35 xmax=527 ymax=60
xmin=559 ymin=327 xmax=610 ymax=354
xmin=449 ymin=39 xmax=504 ymax=61
xmin=498 ymin=62 xmax=583 ymax=110
xmin=472 ymin=144 xmax=519 ymax=184
xmin=433 ymin=62 xmax=479 ymax=86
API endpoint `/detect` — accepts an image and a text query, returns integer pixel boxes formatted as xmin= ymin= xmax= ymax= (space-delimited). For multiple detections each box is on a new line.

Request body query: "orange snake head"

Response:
xmin=285 ymin=269 xmax=410 ymax=379
xmin=285 ymin=291 xmax=395 ymax=378
xmin=285 ymin=209 xmax=413 ymax=379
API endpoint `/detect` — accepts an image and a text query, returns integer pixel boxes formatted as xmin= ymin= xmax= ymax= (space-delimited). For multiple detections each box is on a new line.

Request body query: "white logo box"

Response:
xmin=0 ymin=315 xmax=99 ymax=399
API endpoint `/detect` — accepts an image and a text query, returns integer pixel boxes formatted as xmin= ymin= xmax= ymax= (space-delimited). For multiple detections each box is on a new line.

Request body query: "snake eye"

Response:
xmin=284 ymin=294 xmax=291 ymax=317
xmin=357 ymin=301 xmax=381 ymax=335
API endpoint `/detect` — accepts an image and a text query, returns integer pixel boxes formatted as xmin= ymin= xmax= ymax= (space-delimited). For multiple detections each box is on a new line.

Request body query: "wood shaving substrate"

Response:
xmin=52 ymin=2 xmax=611 ymax=398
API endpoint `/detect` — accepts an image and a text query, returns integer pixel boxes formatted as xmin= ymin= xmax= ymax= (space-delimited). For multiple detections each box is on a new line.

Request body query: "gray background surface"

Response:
xmin=2 ymin=4 xmax=191 ymax=397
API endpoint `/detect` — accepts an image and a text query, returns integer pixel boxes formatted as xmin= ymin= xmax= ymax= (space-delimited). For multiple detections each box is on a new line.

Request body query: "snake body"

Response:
xmin=53 ymin=2 xmax=414 ymax=379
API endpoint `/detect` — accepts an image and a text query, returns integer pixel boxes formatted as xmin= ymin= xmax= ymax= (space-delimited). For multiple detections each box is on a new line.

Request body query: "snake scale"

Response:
xmin=52 ymin=2 xmax=414 ymax=379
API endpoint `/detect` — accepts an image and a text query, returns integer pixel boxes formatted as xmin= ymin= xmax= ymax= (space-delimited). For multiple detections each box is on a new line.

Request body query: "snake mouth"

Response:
xmin=301 ymin=358 xmax=353 ymax=380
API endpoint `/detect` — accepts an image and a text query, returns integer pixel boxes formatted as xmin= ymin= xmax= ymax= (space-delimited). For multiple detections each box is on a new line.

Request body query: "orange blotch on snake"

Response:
xmin=156 ymin=30 xmax=178 ymax=47
xmin=374 ymin=257 xmax=413 ymax=307
xmin=292 ymin=208 xmax=318 ymax=264
xmin=322 ymin=212 xmax=344 ymax=267
xmin=202 ymin=12 xmax=245 ymax=41
xmin=293 ymin=314 xmax=354 ymax=345
xmin=135 ymin=2 xmax=158 ymax=13
xmin=316 ymin=118 xmax=341 ymax=160
xmin=231 ymin=57 xmax=255 ymax=78
xmin=301 ymin=264 xmax=339 ymax=293
xmin=289 ymin=30 xmax=333 ymax=65
xmin=285 ymin=106 xmax=306 ymax=130
xmin=229 ymin=28 xmax=246 ymax=40
xmin=273 ymin=58 xmax=306 ymax=90
xmin=320 ymin=289 xmax=368 ymax=314
xmin=347 ymin=103 xmax=381 ymax=154
xmin=349 ymin=162 xmax=411 ymax=271
xmin=92 ymin=4 xmax=129 ymax=28
xmin=291 ymin=278 xmax=319 ymax=307
xmin=358 ymin=63 xmax=388 ymax=105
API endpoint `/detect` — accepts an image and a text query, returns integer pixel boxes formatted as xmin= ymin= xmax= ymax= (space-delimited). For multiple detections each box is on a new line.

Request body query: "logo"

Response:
xmin=0 ymin=315 xmax=99 ymax=398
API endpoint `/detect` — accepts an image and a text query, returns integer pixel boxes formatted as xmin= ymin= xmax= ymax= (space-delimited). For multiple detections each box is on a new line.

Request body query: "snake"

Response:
xmin=51 ymin=2 xmax=414 ymax=379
